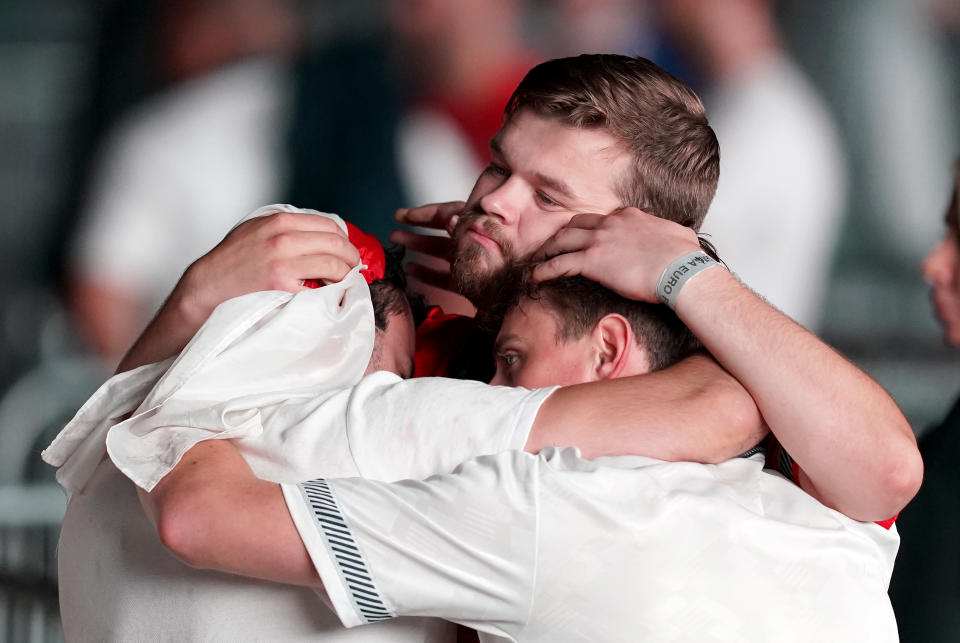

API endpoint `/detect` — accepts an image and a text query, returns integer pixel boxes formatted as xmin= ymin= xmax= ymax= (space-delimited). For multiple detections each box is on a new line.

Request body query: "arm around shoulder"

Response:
xmin=527 ymin=352 xmax=766 ymax=462
xmin=674 ymin=266 xmax=923 ymax=520
xmin=138 ymin=440 xmax=323 ymax=588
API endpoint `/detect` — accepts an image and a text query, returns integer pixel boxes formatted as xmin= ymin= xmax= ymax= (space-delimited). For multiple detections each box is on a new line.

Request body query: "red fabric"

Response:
xmin=413 ymin=308 xmax=473 ymax=378
xmin=301 ymin=221 xmax=386 ymax=289
xmin=345 ymin=221 xmax=386 ymax=284
xmin=875 ymin=515 xmax=898 ymax=530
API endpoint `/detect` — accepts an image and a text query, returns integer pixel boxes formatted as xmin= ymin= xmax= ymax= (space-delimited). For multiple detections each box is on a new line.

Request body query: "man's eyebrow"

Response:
xmin=534 ymin=172 xmax=577 ymax=202
xmin=494 ymin=332 xmax=519 ymax=354
xmin=489 ymin=137 xmax=578 ymax=202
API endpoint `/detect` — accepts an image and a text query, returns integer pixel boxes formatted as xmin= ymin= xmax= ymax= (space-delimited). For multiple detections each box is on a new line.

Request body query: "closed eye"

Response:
xmin=536 ymin=191 xmax=560 ymax=208
xmin=486 ymin=163 xmax=508 ymax=177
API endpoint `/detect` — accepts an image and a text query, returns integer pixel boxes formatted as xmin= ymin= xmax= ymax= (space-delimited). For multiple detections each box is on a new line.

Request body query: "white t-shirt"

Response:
xmin=285 ymin=448 xmax=900 ymax=643
xmin=45 ymin=219 xmax=556 ymax=642
xmin=54 ymin=375 xmax=552 ymax=642
xmin=71 ymin=57 xmax=291 ymax=314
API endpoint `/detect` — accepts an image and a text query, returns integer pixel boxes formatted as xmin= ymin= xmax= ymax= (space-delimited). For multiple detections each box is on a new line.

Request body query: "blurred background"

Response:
xmin=0 ymin=0 xmax=957 ymax=640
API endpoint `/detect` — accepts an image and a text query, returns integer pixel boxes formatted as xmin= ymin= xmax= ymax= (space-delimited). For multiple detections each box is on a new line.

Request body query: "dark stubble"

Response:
xmin=450 ymin=206 xmax=519 ymax=311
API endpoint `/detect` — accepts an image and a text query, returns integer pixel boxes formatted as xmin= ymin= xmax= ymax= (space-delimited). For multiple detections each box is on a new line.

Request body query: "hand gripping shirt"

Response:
xmin=43 ymin=207 xmax=556 ymax=642
xmin=284 ymin=448 xmax=900 ymax=643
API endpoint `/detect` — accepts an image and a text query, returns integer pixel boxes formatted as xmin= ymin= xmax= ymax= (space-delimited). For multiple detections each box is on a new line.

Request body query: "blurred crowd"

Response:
xmin=0 ymin=0 xmax=959 ymax=641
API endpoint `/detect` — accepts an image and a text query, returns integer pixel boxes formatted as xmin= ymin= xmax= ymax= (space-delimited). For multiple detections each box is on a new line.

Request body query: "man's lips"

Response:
xmin=466 ymin=223 xmax=502 ymax=254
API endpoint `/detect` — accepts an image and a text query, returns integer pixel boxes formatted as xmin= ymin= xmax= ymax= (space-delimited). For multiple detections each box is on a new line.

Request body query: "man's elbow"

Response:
xmin=701 ymin=378 xmax=766 ymax=463
xmin=882 ymin=444 xmax=924 ymax=516
xmin=825 ymin=440 xmax=924 ymax=522
xmin=154 ymin=495 xmax=217 ymax=570
xmin=864 ymin=419 xmax=925 ymax=519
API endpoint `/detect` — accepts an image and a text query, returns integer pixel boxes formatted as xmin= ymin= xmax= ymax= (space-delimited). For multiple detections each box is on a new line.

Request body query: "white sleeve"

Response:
xmin=281 ymin=450 xmax=541 ymax=639
xmin=72 ymin=115 xmax=180 ymax=299
xmin=343 ymin=375 xmax=558 ymax=481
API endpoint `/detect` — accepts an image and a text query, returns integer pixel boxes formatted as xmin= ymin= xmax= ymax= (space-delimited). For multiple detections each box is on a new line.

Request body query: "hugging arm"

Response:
xmin=527 ymin=352 xmax=764 ymax=462
xmin=125 ymin=203 xmax=764 ymax=471
xmin=534 ymin=208 xmax=923 ymax=520
xmin=139 ymin=439 xmax=322 ymax=588
xmin=141 ymin=436 xmax=535 ymax=636
xmin=671 ymin=265 xmax=921 ymax=519
xmin=397 ymin=202 xmax=766 ymax=464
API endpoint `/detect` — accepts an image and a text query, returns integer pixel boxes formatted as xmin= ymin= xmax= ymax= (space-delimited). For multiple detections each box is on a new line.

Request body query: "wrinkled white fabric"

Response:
xmin=44 ymin=205 xmax=361 ymax=494
xmin=44 ymin=204 xmax=555 ymax=642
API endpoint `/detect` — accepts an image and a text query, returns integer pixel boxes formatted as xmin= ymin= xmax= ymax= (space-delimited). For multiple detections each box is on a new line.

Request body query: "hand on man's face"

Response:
xmin=390 ymin=201 xmax=464 ymax=294
xmin=532 ymin=207 xmax=702 ymax=303
xmin=390 ymin=112 xmax=635 ymax=309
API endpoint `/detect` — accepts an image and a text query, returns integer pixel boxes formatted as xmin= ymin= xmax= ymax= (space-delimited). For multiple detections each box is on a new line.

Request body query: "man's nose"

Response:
xmin=479 ymin=177 xmax=524 ymax=225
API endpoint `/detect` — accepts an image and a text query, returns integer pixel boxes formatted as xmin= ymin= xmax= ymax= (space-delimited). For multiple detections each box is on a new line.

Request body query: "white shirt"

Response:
xmin=71 ymin=58 xmax=291 ymax=315
xmin=45 ymin=209 xmax=556 ymax=641
xmin=285 ymin=448 xmax=900 ymax=643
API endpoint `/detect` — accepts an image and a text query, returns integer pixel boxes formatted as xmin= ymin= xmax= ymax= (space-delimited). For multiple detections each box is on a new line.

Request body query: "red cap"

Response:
xmin=302 ymin=220 xmax=386 ymax=288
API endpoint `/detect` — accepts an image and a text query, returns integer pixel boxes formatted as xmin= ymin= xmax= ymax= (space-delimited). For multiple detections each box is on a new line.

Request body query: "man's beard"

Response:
xmin=450 ymin=207 xmax=519 ymax=311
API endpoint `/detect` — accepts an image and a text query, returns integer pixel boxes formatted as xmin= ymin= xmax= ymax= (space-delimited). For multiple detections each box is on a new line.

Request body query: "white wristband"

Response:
xmin=656 ymin=250 xmax=721 ymax=308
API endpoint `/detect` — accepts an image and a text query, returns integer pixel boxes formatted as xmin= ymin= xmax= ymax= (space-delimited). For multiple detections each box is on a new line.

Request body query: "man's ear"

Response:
xmin=593 ymin=314 xmax=650 ymax=379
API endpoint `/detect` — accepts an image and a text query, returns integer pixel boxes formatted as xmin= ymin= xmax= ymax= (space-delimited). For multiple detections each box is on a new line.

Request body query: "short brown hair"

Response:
xmin=369 ymin=244 xmax=424 ymax=331
xmin=504 ymin=54 xmax=719 ymax=230
xmin=495 ymin=273 xmax=702 ymax=372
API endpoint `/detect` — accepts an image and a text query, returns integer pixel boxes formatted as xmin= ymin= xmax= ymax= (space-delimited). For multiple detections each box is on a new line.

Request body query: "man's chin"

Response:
xmin=452 ymin=254 xmax=510 ymax=311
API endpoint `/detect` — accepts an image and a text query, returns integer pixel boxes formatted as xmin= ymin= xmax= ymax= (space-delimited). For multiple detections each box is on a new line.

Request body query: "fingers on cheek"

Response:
xmin=534 ymin=256 xmax=571 ymax=281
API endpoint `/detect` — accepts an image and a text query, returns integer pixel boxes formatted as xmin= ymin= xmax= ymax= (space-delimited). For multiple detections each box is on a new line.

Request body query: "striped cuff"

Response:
xmin=293 ymin=479 xmax=395 ymax=625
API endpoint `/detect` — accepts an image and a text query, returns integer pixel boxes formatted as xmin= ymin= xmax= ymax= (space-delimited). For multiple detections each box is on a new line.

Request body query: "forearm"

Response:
xmin=527 ymin=353 xmax=766 ymax=462
xmin=139 ymin=440 xmax=322 ymax=587
xmin=118 ymin=209 xmax=362 ymax=374
xmin=116 ymin=266 xmax=212 ymax=373
xmin=674 ymin=268 xmax=922 ymax=520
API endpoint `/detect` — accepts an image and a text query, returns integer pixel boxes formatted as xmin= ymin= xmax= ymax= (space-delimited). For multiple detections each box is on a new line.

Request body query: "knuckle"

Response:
xmin=320 ymin=256 xmax=344 ymax=278
xmin=266 ymin=231 xmax=294 ymax=254
xmin=582 ymin=250 xmax=603 ymax=269
xmin=545 ymin=255 xmax=566 ymax=273
xmin=269 ymin=211 xmax=297 ymax=229
xmin=325 ymin=232 xmax=347 ymax=252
